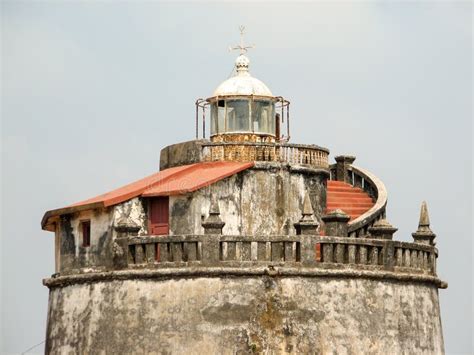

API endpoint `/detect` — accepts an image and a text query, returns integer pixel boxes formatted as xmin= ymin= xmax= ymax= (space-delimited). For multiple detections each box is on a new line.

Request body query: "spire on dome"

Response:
xmin=229 ymin=26 xmax=254 ymax=76
xmin=229 ymin=25 xmax=255 ymax=55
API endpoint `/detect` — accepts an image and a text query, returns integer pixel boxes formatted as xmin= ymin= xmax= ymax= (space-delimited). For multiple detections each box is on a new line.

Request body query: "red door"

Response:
xmin=149 ymin=197 xmax=169 ymax=235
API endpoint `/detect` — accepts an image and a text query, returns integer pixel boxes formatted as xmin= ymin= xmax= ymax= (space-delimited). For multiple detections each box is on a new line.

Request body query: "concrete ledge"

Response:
xmin=44 ymin=266 xmax=447 ymax=289
xmin=251 ymin=161 xmax=330 ymax=176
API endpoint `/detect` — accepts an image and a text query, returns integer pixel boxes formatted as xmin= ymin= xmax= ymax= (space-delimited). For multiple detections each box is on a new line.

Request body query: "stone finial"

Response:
xmin=302 ymin=193 xmax=314 ymax=220
xmin=202 ymin=195 xmax=225 ymax=234
xmin=368 ymin=219 xmax=398 ymax=240
xmin=334 ymin=155 xmax=356 ymax=183
xmin=322 ymin=209 xmax=350 ymax=238
xmin=412 ymin=201 xmax=436 ymax=246
xmin=294 ymin=193 xmax=319 ymax=235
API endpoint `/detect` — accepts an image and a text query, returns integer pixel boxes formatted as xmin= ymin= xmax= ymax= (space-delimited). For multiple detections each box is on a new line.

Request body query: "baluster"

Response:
xmin=411 ymin=250 xmax=418 ymax=269
xmin=135 ymin=244 xmax=145 ymax=264
xmin=404 ymin=249 xmax=411 ymax=267
xmin=251 ymin=242 xmax=258 ymax=261
xmin=241 ymin=242 xmax=251 ymax=261
xmin=160 ymin=243 xmax=170 ymax=262
xmin=335 ymin=243 xmax=345 ymax=263
xmin=371 ymin=247 xmax=379 ymax=265
xmin=221 ymin=241 xmax=228 ymax=261
xmin=145 ymin=243 xmax=155 ymax=263
xmin=423 ymin=252 xmax=428 ymax=271
xmin=265 ymin=242 xmax=272 ymax=261
xmin=432 ymin=253 xmax=437 ymax=274
xmin=171 ymin=242 xmax=183 ymax=262
xmin=322 ymin=243 xmax=333 ymax=263
xmin=348 ymin=245 xmax=356 ymax=264
xmin=285 ymin=242 xmax=295 ymax=262
xmin=418 ymin=251 xmax=424 ymax=269
xmin=396 ymin=248 xmax=403 ymax=267
xmin=227 ymin=242 xmax=236 ymax=261
xmin=359 ymin=245 xmax=368 ymax=264
xmin=197 ymin=242 xmax=202 ymax=261
xmin=235 ymin=241 xmax=242 ymax=261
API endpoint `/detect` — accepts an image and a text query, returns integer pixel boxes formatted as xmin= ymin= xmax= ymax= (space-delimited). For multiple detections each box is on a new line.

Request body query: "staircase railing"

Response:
xmin=329 ymin=158 xmax=388 ymax=238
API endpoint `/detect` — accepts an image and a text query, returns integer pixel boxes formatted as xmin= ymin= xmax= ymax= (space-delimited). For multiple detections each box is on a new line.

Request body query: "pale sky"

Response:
xmin=1 ymin=1 xmax=472 ymax=354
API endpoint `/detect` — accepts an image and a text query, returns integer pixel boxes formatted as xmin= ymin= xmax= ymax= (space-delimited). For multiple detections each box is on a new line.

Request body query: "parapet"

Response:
xmin=44 ymin=200 xmax=447 ymax=290
xmin=160 ymin=139 xmax=330 ymax=170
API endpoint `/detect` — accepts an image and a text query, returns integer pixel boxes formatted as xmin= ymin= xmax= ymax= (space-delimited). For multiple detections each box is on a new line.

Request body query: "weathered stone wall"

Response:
xmin=58 ymin=198 xmax=148 ymax=273
xmin=59 ymin=208 xmax=114 ymax=272
xmin=160 ymin=139 xmax=206 ymax=170
xmin=45 ymin=276 xmax=444 ymax=354
xmin=169 ymin=164 xmax=327 ymax=236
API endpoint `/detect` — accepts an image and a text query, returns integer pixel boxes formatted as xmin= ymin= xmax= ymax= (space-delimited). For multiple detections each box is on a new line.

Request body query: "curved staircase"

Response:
xmin=326 ymin=180 xmax=375 ymax=221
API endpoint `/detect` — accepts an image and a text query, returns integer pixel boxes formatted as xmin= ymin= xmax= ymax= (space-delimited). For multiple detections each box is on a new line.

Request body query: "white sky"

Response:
xmin=1 ymin=1 xmax=472 ymax=354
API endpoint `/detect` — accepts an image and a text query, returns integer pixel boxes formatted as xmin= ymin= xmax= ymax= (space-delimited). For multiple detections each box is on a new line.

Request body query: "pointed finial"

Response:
xmin=412 ymin=201 xmax=436 ymax=245
xmin=209 ymin=194 xmax=221 ymax=216
xmin=302 ymin=193 xmax=314 ymax=219
xmin=419 ymin=201 xmax=430 ymax=229
xmin=202 ymin=194 xmax=225 ymax=234
xmin=294 ymin=192 xmax=319 ymax=235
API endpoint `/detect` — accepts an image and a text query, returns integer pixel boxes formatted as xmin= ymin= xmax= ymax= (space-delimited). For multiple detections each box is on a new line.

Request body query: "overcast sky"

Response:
xmin=1 ymin=1 xmax=472 ymax=354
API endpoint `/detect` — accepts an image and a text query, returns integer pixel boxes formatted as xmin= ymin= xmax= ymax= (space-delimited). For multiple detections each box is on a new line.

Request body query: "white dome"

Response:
xmin=212 ymin=55 xmax=273 ymax=97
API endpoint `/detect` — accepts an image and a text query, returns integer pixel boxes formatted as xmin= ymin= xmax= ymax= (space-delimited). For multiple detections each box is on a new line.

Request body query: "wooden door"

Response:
xmin=149 ymin=197 xmax=169 ymax=235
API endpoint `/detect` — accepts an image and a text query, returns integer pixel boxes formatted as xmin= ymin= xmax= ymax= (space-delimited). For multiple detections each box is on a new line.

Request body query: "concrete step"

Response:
xmin=326 ymin=179 xmax=375 ymax=220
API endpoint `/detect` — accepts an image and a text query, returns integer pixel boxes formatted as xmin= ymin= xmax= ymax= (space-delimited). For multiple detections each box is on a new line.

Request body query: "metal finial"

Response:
xmin=229 ymin=25 xmax=255 ymax=55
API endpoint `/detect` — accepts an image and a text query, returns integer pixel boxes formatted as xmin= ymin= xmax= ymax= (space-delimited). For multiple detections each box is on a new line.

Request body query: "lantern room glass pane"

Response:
xmin=210 ymin=101 xmax=226 ymax=135
xmin=252 ymin=100 xmax=275 ymax=135
xmin=226 ymin=100 xmax=250 ymax=132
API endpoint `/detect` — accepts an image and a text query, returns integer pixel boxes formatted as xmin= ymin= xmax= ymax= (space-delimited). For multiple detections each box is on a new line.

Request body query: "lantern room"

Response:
xmin=195 ymin=29 xmax=290 ymax=143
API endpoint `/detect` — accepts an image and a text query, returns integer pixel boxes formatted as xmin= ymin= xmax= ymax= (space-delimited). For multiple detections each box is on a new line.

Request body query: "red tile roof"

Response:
xmin=41 ymin=161 xmax=254 ymax=230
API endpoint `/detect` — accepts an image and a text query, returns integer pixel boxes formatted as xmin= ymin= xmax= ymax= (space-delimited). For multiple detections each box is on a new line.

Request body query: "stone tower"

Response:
xmin=41 ymin=32 xmax=447 ymax=354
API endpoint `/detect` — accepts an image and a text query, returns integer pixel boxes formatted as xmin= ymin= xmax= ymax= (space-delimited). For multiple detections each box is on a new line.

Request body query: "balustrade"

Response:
xmin=123 ymin=234 xmax=437 ymax=277
xmin=202 ymin=142 xmax=329 ymax=169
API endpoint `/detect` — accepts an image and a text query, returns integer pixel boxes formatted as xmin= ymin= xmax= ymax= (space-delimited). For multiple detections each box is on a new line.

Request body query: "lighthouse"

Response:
xmin=41 ymin=30 xmax=447 ymax=354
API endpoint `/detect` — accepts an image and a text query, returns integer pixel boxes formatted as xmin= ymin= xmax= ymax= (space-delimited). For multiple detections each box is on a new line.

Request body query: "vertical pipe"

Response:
xmin=195 ymin=101 xmax=199 ymax=139
xmin=286 ymin=101 xmax=290 ymax=140
xmin=224 ymin=100 xmax=228 ymax=132
xmin=202 ymin=104 xmax=206 ymax=139
xmin=216 ymin=96 xmax=219 ymax=134
xmin=275 ymin=113 xmax=281 ymax=142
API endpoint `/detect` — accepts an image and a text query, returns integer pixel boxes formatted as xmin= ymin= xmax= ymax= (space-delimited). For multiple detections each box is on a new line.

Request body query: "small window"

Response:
xmin=81 ymin=220 xmax=91 ymax=247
